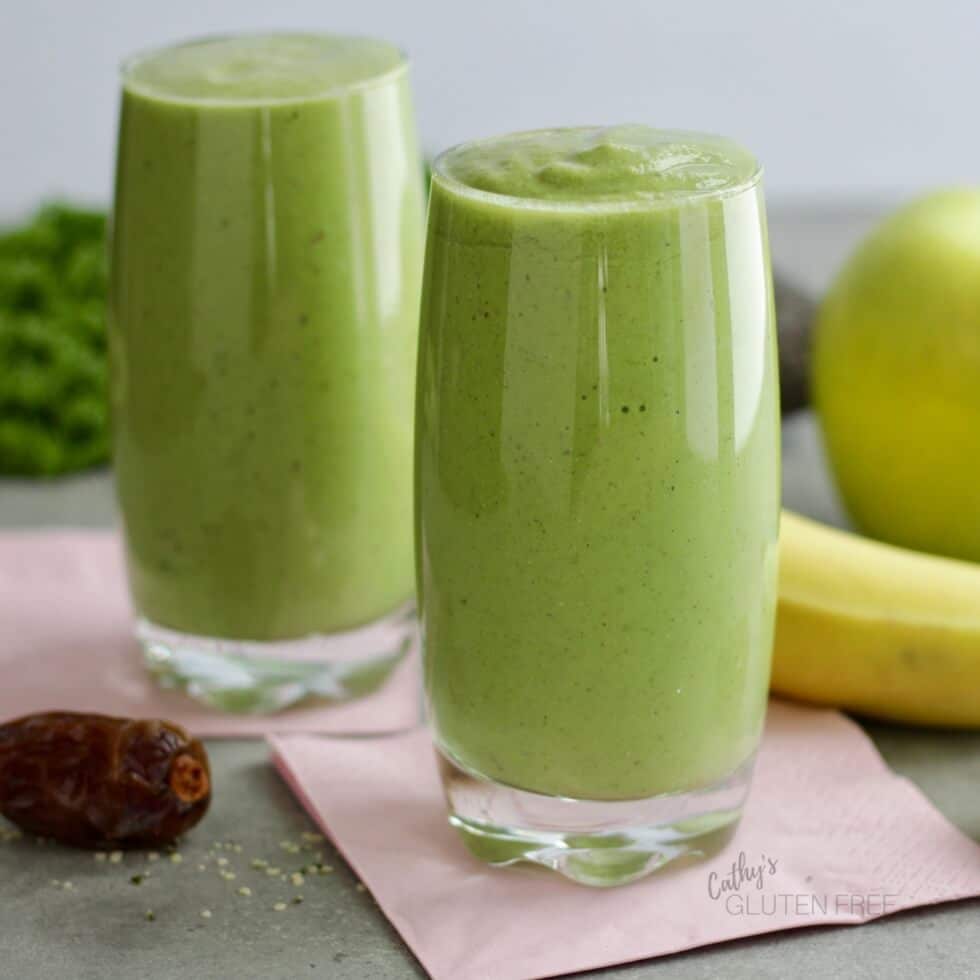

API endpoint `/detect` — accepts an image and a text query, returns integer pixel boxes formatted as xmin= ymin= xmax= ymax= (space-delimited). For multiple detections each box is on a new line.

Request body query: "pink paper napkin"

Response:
xmin=270 ymin=700 xmax=980 ymax=980
xmin=0 ymin=530 xmax=420 ymax=735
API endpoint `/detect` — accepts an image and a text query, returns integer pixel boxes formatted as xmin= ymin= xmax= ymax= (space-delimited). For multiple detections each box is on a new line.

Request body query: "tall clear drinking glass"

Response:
xmin=109 ymin=34 xmax=424 ymax=712
xmin=416 ymin=126 xmax=780 ymax=885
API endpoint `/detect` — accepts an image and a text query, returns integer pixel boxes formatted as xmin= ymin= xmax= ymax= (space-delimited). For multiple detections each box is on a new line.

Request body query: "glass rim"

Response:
xmin=431 ymin=125 xmax=764 ymax=215
xmin=119 ymin=31 xmax=410 ymax=108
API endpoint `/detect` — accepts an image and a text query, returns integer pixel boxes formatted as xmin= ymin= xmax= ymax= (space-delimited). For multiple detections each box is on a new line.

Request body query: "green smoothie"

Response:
xmin=417 ymin=126 xmax=780 ymax=802
xmin=110 ymin=34 xmax=424 ymax=640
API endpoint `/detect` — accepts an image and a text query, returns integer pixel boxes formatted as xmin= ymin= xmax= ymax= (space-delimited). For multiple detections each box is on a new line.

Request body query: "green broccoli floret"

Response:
xmin=0 ymin=259 xmax=60 ymax=313
xmin=0 ymin=203 xmax=110 ymax=477
xmin=0 ymin=222 xmax=61 ymax=265
xmin=64 ymin=240 xmax=108 ymax=301
xmin=0 ymin=419 xmax=65 ymax=475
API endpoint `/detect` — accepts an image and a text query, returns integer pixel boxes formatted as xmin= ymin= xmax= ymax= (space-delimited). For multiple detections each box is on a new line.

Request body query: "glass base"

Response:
xmin=138 ymin=602 xmax=417 ymax=714
xmin=437 ymin=747 xmax=754 ymax=887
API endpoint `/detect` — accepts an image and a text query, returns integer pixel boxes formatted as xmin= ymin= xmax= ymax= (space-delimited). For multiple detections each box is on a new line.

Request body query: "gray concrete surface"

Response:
xmin=1 ymin=208 xmax=978 ymax=978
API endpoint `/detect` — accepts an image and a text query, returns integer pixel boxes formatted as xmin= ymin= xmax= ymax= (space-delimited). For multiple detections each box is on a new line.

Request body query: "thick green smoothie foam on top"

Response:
xmin=124 ymin=34 xmax=404 ymax=101
xmin=111 ymin=34 xmax=423 ymax=640
xmin=418 ymin=127 xmax=779 ymax=801
xmin=438 ymin=125 xmax=759 ymax=203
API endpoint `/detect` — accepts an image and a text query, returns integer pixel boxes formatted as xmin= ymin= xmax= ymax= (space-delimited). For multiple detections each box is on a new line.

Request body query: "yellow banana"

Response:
xmin=773 ymin=510 xmax=980 ymax=728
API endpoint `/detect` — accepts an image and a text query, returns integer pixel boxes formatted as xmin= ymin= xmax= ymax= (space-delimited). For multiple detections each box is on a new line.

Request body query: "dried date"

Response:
xmin=0 ymin=711 xmax=211 ymax=848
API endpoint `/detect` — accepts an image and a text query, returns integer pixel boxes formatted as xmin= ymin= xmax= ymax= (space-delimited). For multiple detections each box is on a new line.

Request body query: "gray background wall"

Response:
xmin=2 ymin=0 xmax=977 ymax=215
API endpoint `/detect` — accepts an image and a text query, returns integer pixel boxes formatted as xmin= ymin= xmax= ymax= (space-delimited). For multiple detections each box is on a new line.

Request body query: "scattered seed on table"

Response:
xmin=237 ymin=887 xmax=252 ymax=897
xmin=145 ymin=910 xmax=155 ymax=922
xmin=216 ymin=857 xmax=229 ymax=867
xmin=291 ymin=873 xmax=305 ymax=887
xmin=292 ymin=896 xmax=303 ymax=905
xmin=94 ymin=852 xmax=106 ymax=862
xmin=265 ymin=867 xmax=280 ymax=876
xmin=130 ymin=874 xmax=144 ymax=886
xmin=273 ymin=902 xmax=287 ymax=912
xmin=251 ymin=858 xmax=268 ymax=870
xmin=148 ymin=852 xmax=160 ymax=862
xmin=197 ymin=864 xmax=207 ymax=872
xmin=200 ymin=909 xmax=212 ymax=919
xmin=109 ymin=851 xmax=123 ymax=864
xmin=170 ymin=853 xmax=183 ymax=864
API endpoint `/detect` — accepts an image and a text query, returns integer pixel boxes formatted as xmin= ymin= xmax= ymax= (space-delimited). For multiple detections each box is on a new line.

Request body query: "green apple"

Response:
xmin=813 ymin=188 xmax=980 ymax=562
